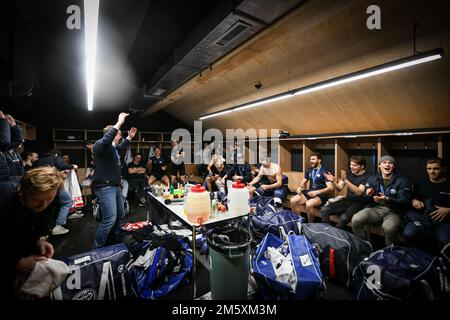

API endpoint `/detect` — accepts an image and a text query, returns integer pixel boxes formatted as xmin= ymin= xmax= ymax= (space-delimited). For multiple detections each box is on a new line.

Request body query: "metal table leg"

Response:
xmin=146 ymin=192 xmax=150 ymax=222
xmin=192 ymin=226 xmax=197 ymax=299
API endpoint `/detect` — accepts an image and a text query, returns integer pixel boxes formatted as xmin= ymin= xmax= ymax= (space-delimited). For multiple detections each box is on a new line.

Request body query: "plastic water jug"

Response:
xmin=227 ymin=180 xmax=249 ymax=216
xmin=184 ymin=184 xmax=211 ymax=224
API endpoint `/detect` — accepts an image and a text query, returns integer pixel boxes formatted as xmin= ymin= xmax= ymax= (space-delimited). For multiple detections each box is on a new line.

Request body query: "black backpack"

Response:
xmin=302 ymin=223 xmax=373 ymax=288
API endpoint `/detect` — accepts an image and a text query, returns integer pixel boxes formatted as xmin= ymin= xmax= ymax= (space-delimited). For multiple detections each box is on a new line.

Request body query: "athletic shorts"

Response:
xmin=150 ymin=171 xmax=168 ymax=181
xmin=301 ymin=189 xmax=329 ymax=205
xmin=170 ymin=163 xmax=186 ymax=176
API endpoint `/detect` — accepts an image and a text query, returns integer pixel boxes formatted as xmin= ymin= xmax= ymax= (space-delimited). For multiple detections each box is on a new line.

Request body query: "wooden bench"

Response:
xmin=283 ymin=187 xmax=384 ymax=240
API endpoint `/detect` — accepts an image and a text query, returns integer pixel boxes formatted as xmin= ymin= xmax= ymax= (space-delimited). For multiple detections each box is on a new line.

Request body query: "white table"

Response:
xmin=146 ymin=191 xmax=251 ymax=298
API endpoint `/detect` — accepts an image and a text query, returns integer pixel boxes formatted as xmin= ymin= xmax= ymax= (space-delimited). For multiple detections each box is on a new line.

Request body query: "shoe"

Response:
xmin=68 ymin=212 xmax=84 ymax=219
xmin=273 ymin=197 xmax=283 ymax=208
xmin=52 ymin=225 xmax=69 ymax=236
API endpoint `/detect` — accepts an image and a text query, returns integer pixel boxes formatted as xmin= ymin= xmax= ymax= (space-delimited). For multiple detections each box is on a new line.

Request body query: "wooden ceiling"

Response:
xmin=144 ymin=0 xmax=450 ymax=135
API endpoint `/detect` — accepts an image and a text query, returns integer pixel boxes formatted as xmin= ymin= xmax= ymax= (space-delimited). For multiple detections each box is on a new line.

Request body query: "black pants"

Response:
xmin=403 ymin=199 xmax=450 ymax=253
xmin=128 ymin=178 xmax=147 ymax=203
xmin=320 ymin=197 xmax=366 ymax=226
xmin=197 ymin=164 xmax=208 ymax=179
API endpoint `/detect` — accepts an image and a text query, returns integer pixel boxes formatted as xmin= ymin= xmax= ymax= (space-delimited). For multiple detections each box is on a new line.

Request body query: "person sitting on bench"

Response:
xmin=205 ymin=153 xmax=226 ymax=192
xmin=290 ymin=152 xmax=333 ymax=222
xmin=170 ymin=139 xmax=187 ymax=186
xmin=219 ymin=151 xmax=252 ymax=191
xmin=247 ymin=157 xmax=287 ymax=207
xmin=147 ymin=147 xmax=170 ymax=187
xmin=352 ymin=155 xmax=411 ymax=246
xmin=321 ymin=155 xmax=369 ymax=228
xmin=403 ymin=157 xmax=450 ymax=253
xmin=127 ymin=153 xmax=147 ymax=207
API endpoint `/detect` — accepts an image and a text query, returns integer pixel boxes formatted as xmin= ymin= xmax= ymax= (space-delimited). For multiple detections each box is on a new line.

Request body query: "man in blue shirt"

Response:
xmin=92 ymin=112 xmax=137 ymax=248
xmin=290 ymin=153 xmax=334 ymax=222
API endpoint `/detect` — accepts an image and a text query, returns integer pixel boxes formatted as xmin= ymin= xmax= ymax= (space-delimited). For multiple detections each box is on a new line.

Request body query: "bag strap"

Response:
xmin=279 ymin=227 xmax=290 ymax=241
xmin=329 ymin=248 xmax=336 ymax=279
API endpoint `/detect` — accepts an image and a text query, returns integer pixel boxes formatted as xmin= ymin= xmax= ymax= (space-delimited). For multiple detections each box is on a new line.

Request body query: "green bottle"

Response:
xmin=170 ymin=185 xmax=174 ymax=194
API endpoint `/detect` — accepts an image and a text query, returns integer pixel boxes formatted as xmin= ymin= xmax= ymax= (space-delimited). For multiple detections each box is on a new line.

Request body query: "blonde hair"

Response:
xmin=20 ymin=167 xmax=64 ymax=195
xmin=103 ymin=125 xmax=114 ymax=134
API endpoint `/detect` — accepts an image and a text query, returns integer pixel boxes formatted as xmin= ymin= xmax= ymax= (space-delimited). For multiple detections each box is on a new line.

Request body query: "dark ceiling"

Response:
xmin=2 ymin=0 xmax=220 ymax=113
xmin=1 ymin=0 xmax=302 ymax=118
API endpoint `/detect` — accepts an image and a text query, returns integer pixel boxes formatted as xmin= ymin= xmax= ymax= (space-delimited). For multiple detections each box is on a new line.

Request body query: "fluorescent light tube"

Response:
xmin=294 ymin=50 xmax=442 ymax=96
xmin=199 ymin=109 xmax=233 ymax=120
xmin=84 ymin=0 xmax=100 ymax=111
xmin=198 ymin=48 xmax=443 ymax=120
xmin=234 ymin=93 xmax=293 ymax=112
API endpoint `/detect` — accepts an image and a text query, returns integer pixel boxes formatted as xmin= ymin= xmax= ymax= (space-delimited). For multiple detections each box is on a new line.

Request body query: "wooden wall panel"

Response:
xmin=335 ymin=140 xmax=349 ymax=176
xmin=335 ymin=140 xmax=349 ymax=196
xmin=284 ymin=171 xmax=305 ymax=192
xmin=149 ymin=0 xmax=450 ymax=136
xmin=279 ymin=143 xmax=292 ymax=173
xmin=377 ymin=138 xmax=390 ymax=163
xmin=303 ymin=141 xmax=313 ymax=172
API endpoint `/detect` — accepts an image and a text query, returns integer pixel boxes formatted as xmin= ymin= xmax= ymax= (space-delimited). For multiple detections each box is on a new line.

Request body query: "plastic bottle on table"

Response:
xmin=211 ymin=198 xmax=217 ymax=218
xmin=184 ymin=184 xmax=211 ymax=224
xmin=227 ymin=180 xmax=250 ymax=216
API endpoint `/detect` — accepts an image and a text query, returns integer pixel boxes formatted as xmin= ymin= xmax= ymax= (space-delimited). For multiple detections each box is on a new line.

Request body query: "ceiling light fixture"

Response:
xmin=199 ymin=109 xmax=233 ymax=120
xmin=84 ymin=0 xmax=100 ymax=111
xmin=198 ymin=48 xmax=443 ymax=120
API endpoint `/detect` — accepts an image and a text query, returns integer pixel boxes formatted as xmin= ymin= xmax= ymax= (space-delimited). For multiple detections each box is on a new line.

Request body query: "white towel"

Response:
xmin=267 ymin=246 xmax=296 ymax=289
xmin=18 ymin=259 xmax=69 ymax=299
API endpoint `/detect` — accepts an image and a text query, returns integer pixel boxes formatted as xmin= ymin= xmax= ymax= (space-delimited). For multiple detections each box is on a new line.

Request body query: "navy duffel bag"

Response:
xmin=353 ymin=245 xmax=448 ymax=300
xmin=249 ymin=195 xmax=278 ymax=216
xmin=51 ymin=243 xmax=136 ymax=300
xmin=250 ymin=209 xmax=303 ymax=240
xmin=252 ymin=232 xmax=324 ymax=300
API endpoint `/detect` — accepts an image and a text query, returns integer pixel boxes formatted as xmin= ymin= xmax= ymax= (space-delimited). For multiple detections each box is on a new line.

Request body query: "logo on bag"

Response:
xmin=390 ymin=189 xmax=397 ymax=195
xmin=366 ymin=265 xmax=381 ymax=290
xmin=300 ymin=254 xmax=313 ymax=267
xmin=73 ymin=289 xmax=97 ymax=300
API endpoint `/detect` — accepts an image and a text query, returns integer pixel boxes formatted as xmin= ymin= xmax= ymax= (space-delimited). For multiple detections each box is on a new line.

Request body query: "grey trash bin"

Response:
xmin=207 ymin=226 xmax=251 ymax=300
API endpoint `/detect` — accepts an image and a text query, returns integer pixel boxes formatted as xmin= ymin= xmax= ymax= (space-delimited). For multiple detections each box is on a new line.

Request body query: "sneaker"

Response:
xmin=273 ymin=197 xmax=283 ymax=208
xmin=52 ymin=225 xmax=69 ymax=236
xmin=68 ymin=212 xmax=84 ymax=219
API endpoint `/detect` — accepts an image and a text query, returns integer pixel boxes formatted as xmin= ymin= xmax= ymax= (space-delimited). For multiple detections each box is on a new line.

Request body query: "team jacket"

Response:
xmin=92 ymin=127 xmax=130 ymax=188
xmin=364 ymin=172 xmax=412 ymax=213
